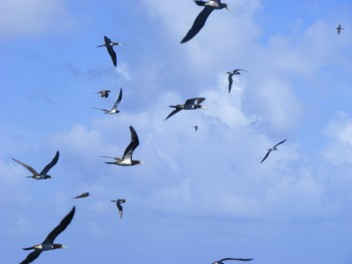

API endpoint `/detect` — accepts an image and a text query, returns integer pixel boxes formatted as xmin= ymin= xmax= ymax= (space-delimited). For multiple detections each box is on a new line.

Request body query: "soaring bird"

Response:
xmin=92 ymin=88 xmax=122 ymax=114
xmin=73 ymin=192 xmax=90 ymax=199
xmin=20 ymin=207 xmax=75 ymax=264
xmin=111 ymin=199 xmax=126 ymax=218
xmin=227 ymin=69 xmax=247 ymax=93
xmin=194 ymin=125 xmax=199 ymax=131
xmin=165 ymin=97 xmax=206 ymax=120
xmin=336 ymin=24 xmax=344 ymax=35
xmin=181 ymin=0 xmax=229 ymax=43
xmin=97 ymin=90 xmax=111 ymax=98
xmin=212 ymin=258 xmax=253 ymax=264
xmin=12 ymin=151 xmax=59 ymax=180
xmin=97 ymin=36 xmax=121 ymax=66
xmin=260 ymin=139 xmax=287 ymax=164
xmin=102 ymin=126 xmax=143 ymax=166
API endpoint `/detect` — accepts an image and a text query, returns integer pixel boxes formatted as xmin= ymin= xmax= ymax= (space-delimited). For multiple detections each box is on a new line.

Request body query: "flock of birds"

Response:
xmin=11 ymin=0 xmax=345 ymax=263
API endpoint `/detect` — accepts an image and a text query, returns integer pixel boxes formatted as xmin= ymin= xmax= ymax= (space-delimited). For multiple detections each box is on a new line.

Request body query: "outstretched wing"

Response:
xmin=116 ymin=203 xmax=123 ymax=218
xmin=273 ymin=139 xmax=287 ymax=148
xmin=112 ymin=88 xmax=123 ymax=109
xmin=20 ymin=250 xmax=42 ymax=264
xmin=165 ymin=109 xmax=182 ymax=121
xmin=107 ymin=45 xmax=117 ymax=66
xmin=11 ymin=158 xmax=39 ymax=176
xmin=185 ymin=97 xmax=205 ymax=105
xmin=40 ymin=151 xmax=59 ymax=175
xmin=228 ymin=73 xmax=233 ymax=93
xmin=260 ymin=150 xmax=271 ymax=164
xmin=219 ymin=258 xmax=253 ymax=262
xmin=181 ymin=6 xmax=214 ymax=43
xmin=122 ymin=126 xmax=140 ymax=161
xmin=43 ymin=207 xmax=75 ymax=244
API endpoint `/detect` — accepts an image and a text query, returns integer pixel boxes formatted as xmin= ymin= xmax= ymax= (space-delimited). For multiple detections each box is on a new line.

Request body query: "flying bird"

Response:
xmin=73 ymin=192 xmax=90 ymax=199
xmin=20 ymin=207 xmax=75 ymax=264
xmin=102 ymin=126 xmax=143 ymax=166
xmin=227 ymin=69 xmax=247 ymax=93
xmin=12 ymin=151 xmax=59 ymax=180
xmin=97 ymin=36 xmax=121 ymax=66
xmin=260 ymin=139 xmax=287 ymax=164
xmin=165 ymin=97 xmax=206 ymax=120
xmin=194 ymin=125 xmax=198 ymax=131
xmin=97 ymin=90 xmax=111 ymax=98
xmin=181 ymin=0 xmax=229 ymax=43
xmin=336 ymin=24 xmax=344 ymax=35
xmin=111 ymin=199 xmax=126 ymax=218
xmin=212 ymin=258 xmax=254 ymax=264
xmin=92 ymin=88 xmax=122 ymax=114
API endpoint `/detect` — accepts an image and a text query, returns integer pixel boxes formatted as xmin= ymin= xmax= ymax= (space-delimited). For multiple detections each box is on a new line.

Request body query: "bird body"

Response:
xmin=111 ymin=199 xmax=126 ymax=218
xmin=227 ymin=69 xmax=247 ymax=93
xmin=336 ymin=24 xmax=344 ymax=35
xmin=102 ymin=126 xmax=143 ymax=166
xmin=181 ymin=0 xmax=228 ymax=43
xmin=12 ymin=151 xmax=59 ymax=180
xmin=93 ymin=88 xmax=122 ymax=114
xmin=260 ymin=139 xmax=287 ymax=163
xmin=165 ymin=97 xmax=205 ymax=120
xmin=97 ymin=36 xmax=121 ymax=66
xmin=97 ymin=90 xmax=111 ymax=98
xmin=20 ymin=207 xmax=75 ymax=264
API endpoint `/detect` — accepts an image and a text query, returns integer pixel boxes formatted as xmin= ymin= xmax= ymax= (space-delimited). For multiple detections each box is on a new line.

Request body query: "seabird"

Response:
xmin=12 ymin=151 xmax=59 ymax=180
xmin=102 ymin=126 xmax=143 ymax=166
xmin=73 ymin=192 xmax=90 ymax=199
xmin=97 ymin=90 xmax=111 ymax=98
xmin=111 ymin=199 xmax=126 ymax=218
xmin=92 ymin=88 xmax=122 ymax=114
xmin=194 ymin=125 xmax=198 ymax=131
xmin=260 ymin=139 xmax=287 ymax=163
xmin=336 ymin=24 xmax=344 ymax=35
xmin=212 ymin=258 xmax=253 ymax=264
xmin=181 ymin=0 xmax=229 ymax=43
xmin=227 ymin=69 xmax=247 ymax=93
xmin=97 ymin=36 xmax=121 ymax=67
xmin=165 ymin=97 xmax=206 ymax=120
xmin=20 ymin=207 xmax=75 ymax=264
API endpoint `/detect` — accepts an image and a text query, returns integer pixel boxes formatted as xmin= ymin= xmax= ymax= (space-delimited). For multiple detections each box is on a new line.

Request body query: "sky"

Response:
xmin=0 ymin=0 xmax=352 ymax=263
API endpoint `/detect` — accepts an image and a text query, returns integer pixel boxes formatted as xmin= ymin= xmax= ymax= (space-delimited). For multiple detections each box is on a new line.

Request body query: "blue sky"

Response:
xmin=1 ymin=0 xmax=352 ymax=263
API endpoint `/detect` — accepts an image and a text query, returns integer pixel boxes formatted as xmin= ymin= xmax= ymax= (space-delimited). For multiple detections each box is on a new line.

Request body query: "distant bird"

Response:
xmin=194 ymin=125 xmax=198 ymax=131
xmin=12 ymin=151 xmax=59 ymax=180
xmin=111 ymin=199 xmax=126 ymax=218
xmin=336 ymin=24 xmax=344 ymax=35
xmin=92 ymin=88 xmax=122 ymax=114
xmin=102 ymin=126 xmax=143 ymax=166
xmin=97 ymin=90 xmax=111 ymax=98
xmin=260 ymin=139 xmax=287 ymax=164
xmin=181 ymin=0 xmax=229 ymax=43
xmin=165 ymin=97 xmax=206 ymax=120
xmin=212 ymin=258 xmax=253 ymax=264
xmin=227 ymin=69 xmax=247 ymax=93
xmin=20 ymin=207 xmax=75 ymax=264
xmin=73 ymin=192 xmax=90 ymax=199
xmin=97 ymin=36 xmax=121 ymax=66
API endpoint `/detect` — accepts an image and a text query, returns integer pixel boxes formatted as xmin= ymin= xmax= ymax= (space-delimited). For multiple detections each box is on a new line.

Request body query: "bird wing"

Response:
xmin=116 ymin=203 xmax=123 ymax=218
xmin=107 ymin=45 xmax=117 ymax=66
xmin=181 ymin=6 xmax=214 ymax=43
xmin=99 ymin=155 xmax=120 ymax=160
xmin=92 ymin=107 xmax=109 ymax=112
xmin=122 ymin=126 xmax=140 ymax=161
xmin=228 ymin=73 xmax=233 ymax=93
xmin=104 ymin=36 xmax=112 ymax=44
xmin=12 ymin=158 xmax=39 ymax=176
xmin=219 ymin=258 xmax=253 ymax=262
xmin=185 ymin=97 xmax=206 ymax=105
xmin=260 ymin=150 xmax=271 ymax=163
xmin=273 ymin=139 xmax=287 ymax=148
xmin=165 ymin=108 xmax=182 ymax=120
xmin=43 ymin=207 xmax=75 ymax=244
xmin=194 ymin=0 xmax=207 ymax=6
xmin=112 ymin=88 xmax=123 ymax=109
xmin=20 ymin=250 xmax=42 ymax=264
xmin=39 ymin=151 xmax=59 ymax=175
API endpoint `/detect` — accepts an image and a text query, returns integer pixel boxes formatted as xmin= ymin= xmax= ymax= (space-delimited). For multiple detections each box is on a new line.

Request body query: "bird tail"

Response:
xmin=169 ymin=105 xmax=177 ymax=108
xmin=22 ymin=247 xmax=35 ymax=250
xmin=105 ymin=161 xmax=116 ymax=164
